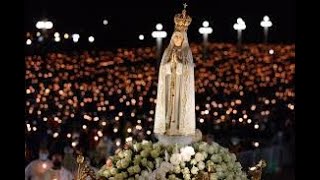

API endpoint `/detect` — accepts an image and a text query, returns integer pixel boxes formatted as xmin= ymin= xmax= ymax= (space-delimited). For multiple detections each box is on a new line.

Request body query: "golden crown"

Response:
xmin=174 ymin=3 xmax=192 ymax=32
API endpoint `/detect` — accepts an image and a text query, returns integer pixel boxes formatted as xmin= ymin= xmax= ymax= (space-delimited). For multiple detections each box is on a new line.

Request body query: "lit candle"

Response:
xmin=42 ymin=163 xmax=47 ymax=169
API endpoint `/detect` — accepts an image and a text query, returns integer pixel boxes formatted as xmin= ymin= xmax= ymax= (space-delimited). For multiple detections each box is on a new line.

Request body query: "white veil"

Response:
xmin=160 ymin=31 xmax=194 ymax=65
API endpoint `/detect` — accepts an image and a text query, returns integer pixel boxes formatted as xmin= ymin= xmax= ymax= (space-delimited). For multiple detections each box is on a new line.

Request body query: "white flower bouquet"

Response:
xmin=97 ymin=141 xmax=248 ymax=180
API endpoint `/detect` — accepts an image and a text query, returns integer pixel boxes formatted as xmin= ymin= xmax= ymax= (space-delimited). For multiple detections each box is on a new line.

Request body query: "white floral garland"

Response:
xmin=97 ymin=141 xmax=248 ymax=180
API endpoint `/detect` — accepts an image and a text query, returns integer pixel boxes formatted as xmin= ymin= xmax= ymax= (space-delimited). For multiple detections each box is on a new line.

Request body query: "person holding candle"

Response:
xmin=25 ymin=147 xmax=53 ymax=180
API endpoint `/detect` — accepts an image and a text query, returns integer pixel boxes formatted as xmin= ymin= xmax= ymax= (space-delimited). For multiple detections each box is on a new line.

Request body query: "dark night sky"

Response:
xmin=24 ymin=0 xmax=295 ymax=48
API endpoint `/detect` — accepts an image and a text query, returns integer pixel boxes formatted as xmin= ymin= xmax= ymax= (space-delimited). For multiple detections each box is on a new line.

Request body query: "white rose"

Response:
xmin=133 ymin=143 xmax=142 ymax=152
xmin=180 ymin=161 xmax=186 ymax=168
xmin=116 ymin=160 xmax=122 ymax=169
xmin=156 ymin=169 xmax=166 ymax=179
xmin=198 ymin=142 xmax=208 ymax=151
xmin=155 ymin=157 xmax=163 ymax=168
xmin=206 ymin=160 xmax=214 ymax=166
xmin=183 ymin=173 xmax=191 ymax=180
xmin=195 ymin=153 xmax=205 ymax=162
xmin=180 ymin=146 xmax=195 ymax=156
xmin=133 ymin=165 xmax=141 ymax=173
xmin=190 ymin=159 xmax=197 ymax=165
xmin=150 ymin=149 xmax=160 ymax=158
xmin=226 ymin=174 xmax=234 ymax=180
xmin=127 ymin=166 xmax=136 ymax=176
xmin=207 ymin=146 xmax=215 ymax=154
xmin=147 ymin=171 xmax=156 ymax=180
xmin=170 ymin=153 xmax=182 ymax=165
xmin=202 ymin=152 xmax=208 ymax=159
xmin=133 ymin=155 xmax=141 ymax=165
xmin=197 ymin=161 xmax=205 ymax=170
xmin=230 ymin=153 xmax=237 ymax=162
xmin=217 ymin=171 xmax=225 ymax=178
xmin=160 ymin=161 xmax=174 ymax=172
xmin=141 ymin=141 xmax=152 ymax=150
xmin=210 ymin=154 xmax=222 ymax=163
xmin=181 ymin=153 xmax=192 ymax=162
xmin=191 ymin=166 xmax=199 ymax=175
xmin=168 ymin=174 xmax=177 ymax=180
xmin=141 ymin=170 xmax=149 ymax=177
xmin=141 ymin=158 xmax=148 ymax=167
xmin=215 ymin=166 xmax=223 ymax=172
xmin=219 ymin=147 xmax=228 ymax=154
xmin=140 ymin=149 xmax=150 ymax=158
xmin=174 ymin=165 xmax=181 ymax=174
xmin=211 ymin=142 xmax=219 ymax=147
xmin=114 ymin=173 xmax=124 ymax=179
xmin=183 ymin=167 xmax=190 ymax=174
xmin=120 ymin=158 xmax=130 ymax=169
xmin=235 ymin=162 xmax=242 ymax=169
xmin=102 ymin=169 xmax=111 ymax=177
xmin=147 ymin=161 xmax=154 ymax=169
xmin=110 ymin=167 xmax=117 ymax=175
xmin=123 ymin=150 xmax=133 ymax=158
xmin=118 ymin=151 xmax=125 ymax=158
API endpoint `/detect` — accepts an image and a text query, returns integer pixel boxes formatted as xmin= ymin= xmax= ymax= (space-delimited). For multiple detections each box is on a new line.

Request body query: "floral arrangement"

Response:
xmin=97 ymin=140 xmax=248 ymax=180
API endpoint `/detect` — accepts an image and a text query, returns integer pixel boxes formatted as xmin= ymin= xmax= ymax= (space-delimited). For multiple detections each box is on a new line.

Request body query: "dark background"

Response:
xmin=24 ymin=0 xmax=295 ymax=49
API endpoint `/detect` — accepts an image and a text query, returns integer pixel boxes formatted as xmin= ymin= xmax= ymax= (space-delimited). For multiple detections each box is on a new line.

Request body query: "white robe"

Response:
xmin=154 ymin=50 xmax=196 ymax=136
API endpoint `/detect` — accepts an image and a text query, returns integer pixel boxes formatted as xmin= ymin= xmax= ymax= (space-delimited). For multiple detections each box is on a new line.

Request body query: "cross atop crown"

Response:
xmin=183 ymin=3 xmax=188 ymax=9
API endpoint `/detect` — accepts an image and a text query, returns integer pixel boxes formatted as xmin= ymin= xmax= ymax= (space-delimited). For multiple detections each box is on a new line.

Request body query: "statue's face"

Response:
xmin=173 ymin=32 xmax=184 ymax=47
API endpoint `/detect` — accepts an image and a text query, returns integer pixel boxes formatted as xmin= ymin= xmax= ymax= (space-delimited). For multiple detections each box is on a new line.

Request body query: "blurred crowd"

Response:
xmin=25 ymin=43 xmax=295 ymax=169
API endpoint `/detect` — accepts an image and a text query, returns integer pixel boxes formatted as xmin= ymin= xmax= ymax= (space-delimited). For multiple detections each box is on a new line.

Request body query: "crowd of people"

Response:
xmin=25 ymin=42 xmax=295 ymax=170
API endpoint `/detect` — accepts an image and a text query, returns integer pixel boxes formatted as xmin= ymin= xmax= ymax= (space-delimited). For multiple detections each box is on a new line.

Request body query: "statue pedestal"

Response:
xmin=155 ymin=134 xmax=193 ymax=146
xmin=155 ymin=129 xmax=202 ymax=146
